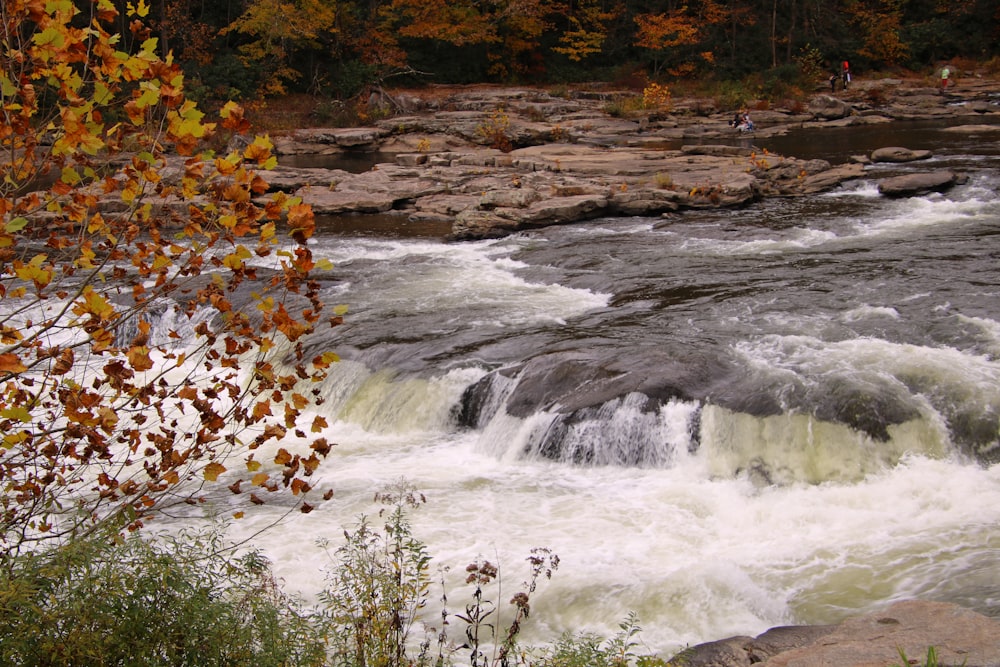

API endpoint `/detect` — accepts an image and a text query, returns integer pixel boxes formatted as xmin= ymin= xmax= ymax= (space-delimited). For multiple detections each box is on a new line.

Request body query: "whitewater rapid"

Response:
xmin=165 ymin=125 xmax=1000 ymax=655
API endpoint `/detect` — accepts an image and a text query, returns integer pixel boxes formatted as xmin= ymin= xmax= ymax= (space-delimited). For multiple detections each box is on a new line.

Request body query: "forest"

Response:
xmin=125 ymin=0 xmax=1000 ymax=104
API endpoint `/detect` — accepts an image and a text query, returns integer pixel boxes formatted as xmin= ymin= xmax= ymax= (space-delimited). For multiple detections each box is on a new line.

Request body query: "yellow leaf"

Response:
xmin=128 ymin=0 xmax=151 ymax=17
xmin=1 ymin=406 xmax=31 ymax=422
xmin=252 ymin=472 xmax=269 ymax=486
xmin=203 ymin=461 xmax=226 ymax=481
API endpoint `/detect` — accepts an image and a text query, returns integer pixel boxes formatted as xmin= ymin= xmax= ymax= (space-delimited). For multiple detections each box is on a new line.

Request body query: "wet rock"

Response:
xmin=877 ymin=170 xmax=962 ymax=197
xmin=941 ymin=123 xmax=1000 ymax=134
xmin=870 ymin=146 xmax=933 ymax=162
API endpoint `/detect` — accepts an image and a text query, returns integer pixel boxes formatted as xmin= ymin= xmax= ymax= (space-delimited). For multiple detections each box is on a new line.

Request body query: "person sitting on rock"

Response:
xmin=736 ymin=112 xmax=754 ymax=133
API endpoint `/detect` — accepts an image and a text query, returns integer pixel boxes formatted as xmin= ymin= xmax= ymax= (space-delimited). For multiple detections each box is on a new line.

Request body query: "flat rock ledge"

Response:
xmin=671 ymin=600 xmax=1000 ymax=667
xmin=261 ymin=144 xmax=865 ymax=240
xmin=264 ymin=81 xmax=999 ymax=240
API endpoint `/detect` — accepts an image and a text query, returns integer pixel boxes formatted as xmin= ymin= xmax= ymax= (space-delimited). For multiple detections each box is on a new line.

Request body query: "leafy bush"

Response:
xmin=536 ymin=612 xmax=668 ymax=667
xmin=319 ymin=480 xmax=566 ymax=667
xmin=0 ymin=524 xmax=326 ymax=667
xmin=319 ymin=483 xmax=434 ymax=667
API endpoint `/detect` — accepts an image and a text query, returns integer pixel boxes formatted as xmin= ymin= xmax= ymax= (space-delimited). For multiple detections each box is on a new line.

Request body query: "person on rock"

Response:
xmin=736 ymin=111 xmax=754 ymax=133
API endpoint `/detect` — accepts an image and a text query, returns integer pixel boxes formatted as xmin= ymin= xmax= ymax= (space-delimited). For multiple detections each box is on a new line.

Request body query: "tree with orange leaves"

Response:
xmin=1 ymin=0 xmax=336 ymax=553
xmin=633 ymin=0 xmax=726 ymax=78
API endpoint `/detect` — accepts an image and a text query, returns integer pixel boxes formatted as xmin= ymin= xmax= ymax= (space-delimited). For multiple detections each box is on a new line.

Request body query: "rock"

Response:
xmin=762 ymin=600 xmax=1000 ymax=667
xmin=273 ymin=127 xmax=388 ymax=154
xmin=870 ymin=146 xmax=933 ymax=162
xmin=809 ymin=95 xmax=854 ymax=119
xmin=800 ymin=163 xmax=867 ymax=193
xmin=941 ymin=123 xmax=1000 ymax=134
xmin=877 ymin=170 xmax=963 ymax=197
xmin=674 ymin=601 xmax=1000 ymax=667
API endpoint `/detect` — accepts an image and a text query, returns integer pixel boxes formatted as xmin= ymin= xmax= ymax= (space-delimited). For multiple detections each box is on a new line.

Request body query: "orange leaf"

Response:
xmin=253 ymin=400 xmax=272 ymax=420
xmin=127 ymin=345 xmax=154 ymax=371
xmin=0 ymin=353 xmax=28 ymax=374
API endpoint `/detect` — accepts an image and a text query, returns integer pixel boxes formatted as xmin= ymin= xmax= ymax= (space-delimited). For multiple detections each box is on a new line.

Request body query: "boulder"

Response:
xmin=877 ymin=170 xmax=962 ymax=197
xmin=809 ymin=95 xmax=854 ymax=120
xmin=870 ymin=146 xmax=933 ymax=162
xmin=674 ymin=600 xmax=1000 ymax=667
xmin=941 ymin=123 xmax=1000 ymax=134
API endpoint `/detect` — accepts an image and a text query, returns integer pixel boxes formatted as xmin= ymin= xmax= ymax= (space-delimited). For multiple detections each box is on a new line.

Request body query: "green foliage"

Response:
xmin=711 ymin=79 xmax=759 ymax=111
xmin=319 ymin=481 xmax=434 ymax=667
xmin=793 ymin=44 xmax=826 ymax=84
xmin=893 ymin=645 xmax=967 ymax=667
xmin=0 ymin=481 xmax=666 ymax=667
xmin=318 ymin=480 xmax=566 ymax=667
xmin=535 ymin=611 xmax=666 ymax=667
xmin=0 ymin=524 xmax=326 ymax=667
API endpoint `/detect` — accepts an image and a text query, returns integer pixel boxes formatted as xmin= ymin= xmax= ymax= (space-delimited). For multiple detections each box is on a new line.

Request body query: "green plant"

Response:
xmin=0 ymin=523 xmax=326 ymax=666
xmin=535 ymin=612 xmax=663 ymax=667
xmin=319 ymin=480 xmax=435 ymax=667
xmin=894 ymin=645 xmax=965 ymax=667
xmin=604 ymin=94 xmax=647 ymax=118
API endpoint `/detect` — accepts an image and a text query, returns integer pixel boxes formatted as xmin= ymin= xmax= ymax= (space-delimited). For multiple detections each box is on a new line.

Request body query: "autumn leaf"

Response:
xmin=0 ymin=353 xmax=28 ymax=374
xmin=127 ymin=345 xmax=154 ymax=371
xmin=203 ymin=461 xmax=227 ymax=481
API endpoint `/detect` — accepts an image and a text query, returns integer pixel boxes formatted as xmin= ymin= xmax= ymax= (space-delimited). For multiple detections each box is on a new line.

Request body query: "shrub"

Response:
xmin=476 ymin=107 xmax=514 ymax=152
xmin=0 ymin=524 xmax=326 ymax=667
xmin=319 ymin=480 xmax=563 ymax=667
xmin=319 ymin=482 xmax=434 ymax=667
xmin=534 ymin=612 xmax=668 ymax=667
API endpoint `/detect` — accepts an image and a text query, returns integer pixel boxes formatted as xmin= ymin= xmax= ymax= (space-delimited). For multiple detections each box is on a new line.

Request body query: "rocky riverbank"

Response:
xmin=263 ymin=76 xmax=1000 ymax=239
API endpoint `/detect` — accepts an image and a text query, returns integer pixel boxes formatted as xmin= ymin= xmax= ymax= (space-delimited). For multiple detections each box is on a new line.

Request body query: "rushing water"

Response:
xmin=192 ymin=121 xmax=1000 ymax=655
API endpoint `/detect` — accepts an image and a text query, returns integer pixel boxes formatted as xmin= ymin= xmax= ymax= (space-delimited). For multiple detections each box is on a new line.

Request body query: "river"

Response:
xmin=200 ymin=119 xmax=1000 ymax=656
